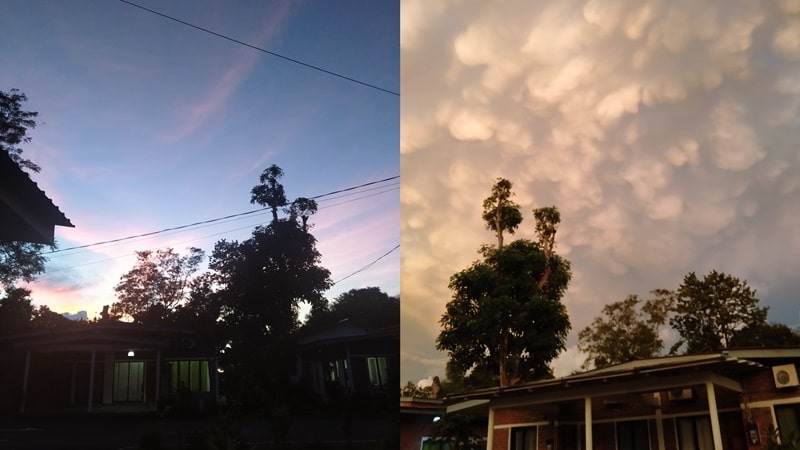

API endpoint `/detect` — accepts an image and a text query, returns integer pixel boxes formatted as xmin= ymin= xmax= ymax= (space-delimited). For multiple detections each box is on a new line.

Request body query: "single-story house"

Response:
xmin=0 ymin=149 xmax=73 ymax=245
xmin=294 ymin=323 xmax=399 ymax=401
xmin=0 ymin=321 xmax=219 ymax=415
xmin=446 ymin=348 xmax=800 ymax=450
xmin=401 ymin=397 xmax=446 ymax=449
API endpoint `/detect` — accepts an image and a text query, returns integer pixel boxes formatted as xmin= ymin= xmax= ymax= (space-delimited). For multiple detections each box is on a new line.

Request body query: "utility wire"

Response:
xmin=45 ymin=176 xmax=399 ymax=255
xmin=119 ymin=0 xmax=399 ymax=97
xmin=333 ymin=244 xmax=399 ymax=285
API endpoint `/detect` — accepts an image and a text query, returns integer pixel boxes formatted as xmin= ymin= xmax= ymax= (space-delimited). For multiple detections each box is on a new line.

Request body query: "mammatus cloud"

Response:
xmin=401 ymin=0 xmax=800 ymax=383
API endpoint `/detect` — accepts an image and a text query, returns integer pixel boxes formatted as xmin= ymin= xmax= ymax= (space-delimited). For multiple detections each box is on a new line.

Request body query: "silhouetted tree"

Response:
xmin=1 ymin=88 xmax=40 ymax=172
xmin=111 ymin=247 xmax=205 ymax=323
xmin=1 ymin=89 xmax=49 ymax=292
xmin=0 ymin=287 xmax=35 ymax=335
xmin=251 ymin=164 xmax=287 ymax=223
xmin=304 ymin=286 xmax=398 ymax=332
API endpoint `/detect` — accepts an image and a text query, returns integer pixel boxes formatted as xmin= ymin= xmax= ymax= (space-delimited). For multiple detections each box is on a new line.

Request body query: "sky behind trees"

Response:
xmin=401 ymin=0 xmax=800 ymax=384
xmin=1 ymin=1 xmax=399 ymax=318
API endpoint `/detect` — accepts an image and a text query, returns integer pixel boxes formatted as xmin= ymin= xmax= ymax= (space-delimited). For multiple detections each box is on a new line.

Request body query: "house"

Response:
xmin=0 ymin=150 xmax=73 ymax=245
xmin=401 ymin=397 xmax=446 ymax=449
xmin=0 ymin=321 xmax=219 ymax=415
xmin=293 ymin=323 xmax=399 ymax=402
xmin=446 ymin=348 xmax=800 ymax=450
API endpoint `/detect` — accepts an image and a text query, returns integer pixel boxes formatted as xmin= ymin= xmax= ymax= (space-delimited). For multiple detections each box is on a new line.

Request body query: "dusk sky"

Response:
xmin=1 ymin=1 xmax=398 ymax=319
xmin=401 ymin=0 xmax=800 ymax=384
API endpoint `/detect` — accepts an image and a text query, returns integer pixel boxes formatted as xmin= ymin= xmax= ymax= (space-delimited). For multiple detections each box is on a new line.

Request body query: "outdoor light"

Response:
xmin=432 ymin=416 xmax=441 ymax=423
xmin=217 ymin=366 xmax=225 ymax=374
xmin=127 ymin=351 xmax=135 ymax=357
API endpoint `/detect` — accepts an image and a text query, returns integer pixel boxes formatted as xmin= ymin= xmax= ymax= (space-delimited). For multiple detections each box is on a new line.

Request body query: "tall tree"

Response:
xmin=481 ymin=178 xmax=522 ymax=249
xmin=212 ymin=166 xmax=331 ymax=339
xmin=670 ymin=270 xmax=767 ymax=353
xmin=438 ymin=180 xmax=571 ymax=388
xmin=111 ymin=247 xmax=205 ymax=323
xmin=286 ymin=197 xmax=318 ymax=232
xmin=251 ymin=164 xmax=288 ymax=223
xmin=0 ymin=89 xmax=48 ymax=292
xmin=578 ymin=290 xmax=675 ymax=370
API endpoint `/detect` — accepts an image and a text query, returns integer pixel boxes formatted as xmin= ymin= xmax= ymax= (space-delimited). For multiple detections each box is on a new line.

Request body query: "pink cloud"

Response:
xmin=165 ymin=3 xmax=295 ymax=142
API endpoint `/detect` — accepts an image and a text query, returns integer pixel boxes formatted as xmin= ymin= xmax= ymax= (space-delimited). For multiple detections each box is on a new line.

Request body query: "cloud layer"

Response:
xmin=401 ymin=0 xmax=800 ymax=382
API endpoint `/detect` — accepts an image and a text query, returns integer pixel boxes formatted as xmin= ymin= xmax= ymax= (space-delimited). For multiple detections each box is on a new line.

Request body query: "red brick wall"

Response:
xmin=492 ymin=428 xmax=509 ymax=450
xmin=494 ymin=407 xmax=548 ymax=426
xmin=744 ymin=367 xmax=800 ymax=403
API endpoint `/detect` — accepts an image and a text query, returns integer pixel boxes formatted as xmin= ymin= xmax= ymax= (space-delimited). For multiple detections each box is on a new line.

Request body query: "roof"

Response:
xmin=400 ymin=397 xmax=444 ymax=415
xmin=0 ymin=321 xmax=199 ymax=353
xmin=0 ymin=150 xmax=73 ymax=245
xmin=297 ymin=323 xmax=399 ymax=348
xmin=446 ymin=348 xmax=800 ymax=414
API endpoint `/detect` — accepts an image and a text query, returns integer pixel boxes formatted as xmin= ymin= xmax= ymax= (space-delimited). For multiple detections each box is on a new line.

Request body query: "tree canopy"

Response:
xmin=1 ymin=88 xmax=40 ymax=173
xmin=670 ymin=270 xmax=767 ymax=353
xmin=111 ymin=247 xmax=205 ymax=323
xmin=579 ymin=270 xmax=777 ymax=368
xmin=304 ymin=286 xmax=398 ymax=332
xmin=438 ymin=178 xmax=571 ymax=388
xmin=0 ymin=89 xmax=49 ymax=294
xmin=578 ymin=290 xmax=674 ymax=370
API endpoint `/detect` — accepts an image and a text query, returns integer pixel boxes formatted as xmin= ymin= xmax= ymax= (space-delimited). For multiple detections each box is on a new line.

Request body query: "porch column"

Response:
xmin=70 ymin=362 xmax=78 ymax=405
xmin=486 ymin=408 xmax=494 ymax=450
xmin=213 ymin=357 xmax=220 ymax=400
xmin=585 ymin=397 xmax=593 ymax=450
xmin=655 ymin=393 xmax=666 ymax=450
xmin=87 ymin=348 xmax=96 ymax=412
xmin=155 ymin=350 xmax=161 ymax=406
xmin=706 ymin=381 xmax=723 ymax=450
xmin=19 ymin=350 xmax=31 ymax=414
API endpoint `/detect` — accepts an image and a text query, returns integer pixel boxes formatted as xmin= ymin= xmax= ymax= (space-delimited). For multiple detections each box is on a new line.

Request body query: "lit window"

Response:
xmin=169 ymin=360 xmax=210 ymax=393
xmin=367 ymin=356 xmax=388 ymax=387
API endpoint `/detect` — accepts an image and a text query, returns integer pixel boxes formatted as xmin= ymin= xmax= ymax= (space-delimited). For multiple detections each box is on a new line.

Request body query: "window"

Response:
xmin=676 ymin=416 xmax=713 ymax=450
xmin=775 ymin=403 xmax=800 ymax=443
xmin=421 ymin=437 xmax=452 ymax=450
xmin=617 ymin=420 xmax=649 ymax=450
xmin=326 ymin=359 xmax=349 ymax=387
xmin=114 ymin=361 xmax=144 ymax=402
xmin=169 ymin=360 xmax=210 ymax=393
xmin=511 ymin=426 xmax=537 ymax=450
xmin=367 ymin=356 xmax=388 ymax=387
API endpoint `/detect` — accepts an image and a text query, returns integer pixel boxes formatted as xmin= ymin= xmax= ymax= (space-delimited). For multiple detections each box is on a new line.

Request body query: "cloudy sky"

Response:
xmin=401 ymin=0 xmax=800 ymax=384
xmin=1 ymin=1 xmax=398 ymax=318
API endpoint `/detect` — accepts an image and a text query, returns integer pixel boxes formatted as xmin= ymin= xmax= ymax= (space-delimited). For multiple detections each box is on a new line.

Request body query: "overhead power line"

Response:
xmin=119 ymin=0 xmax=399 ymax=97
xmin=333 ymin=244 xmax=399 ymax=285
xmin=45 ymin=176 xmax=398 ymax=255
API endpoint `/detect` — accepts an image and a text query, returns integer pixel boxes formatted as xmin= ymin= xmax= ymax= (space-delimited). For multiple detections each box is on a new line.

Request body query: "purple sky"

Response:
xmin=2 ymin=1 xmax=398 ymax=318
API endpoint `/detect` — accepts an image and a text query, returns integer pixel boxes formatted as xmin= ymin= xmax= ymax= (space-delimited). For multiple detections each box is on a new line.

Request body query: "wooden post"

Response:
xmin=585 ymin=397 xmax=593 ymax=450
xmin=706 ymin=381 xmax=724 ymax=450
xmin=88 ymin=349 xmax=96 ymax=412
xmin=19 ymin=351 xmax=31 ymax=414
xmin=155 ymin=350 xmax=161 ymax=408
